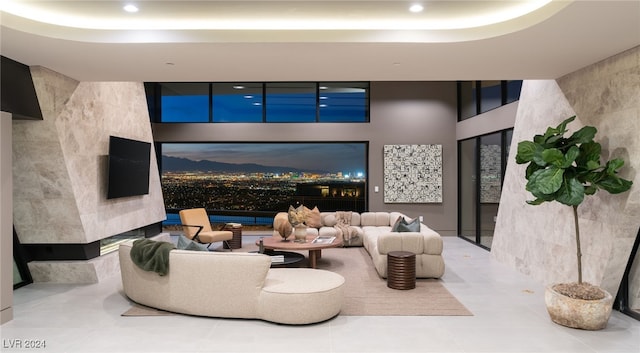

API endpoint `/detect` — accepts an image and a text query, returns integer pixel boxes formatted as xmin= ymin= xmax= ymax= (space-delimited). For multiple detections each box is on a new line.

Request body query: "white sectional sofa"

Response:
xmin=119 ymin=234 xmax=345 ymax=325
xmin=272 ymin=211 xmax=445 ymax=279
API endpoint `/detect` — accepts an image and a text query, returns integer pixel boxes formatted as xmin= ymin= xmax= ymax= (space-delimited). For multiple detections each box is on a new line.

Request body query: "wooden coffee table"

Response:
xmin=257 ymin=235 xmax=343 ymax=268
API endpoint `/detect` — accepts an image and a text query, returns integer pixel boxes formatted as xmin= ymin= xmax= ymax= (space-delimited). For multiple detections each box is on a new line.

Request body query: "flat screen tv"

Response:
xmin=107 ymin=136 xmax=151 ymax=199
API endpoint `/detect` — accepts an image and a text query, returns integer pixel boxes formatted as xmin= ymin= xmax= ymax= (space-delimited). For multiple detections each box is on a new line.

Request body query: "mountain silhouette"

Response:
xmin=162 ymin=155 xmax=328 ymax=174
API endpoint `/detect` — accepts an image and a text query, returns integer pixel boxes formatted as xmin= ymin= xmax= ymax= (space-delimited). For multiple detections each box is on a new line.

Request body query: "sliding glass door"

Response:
xmin=458 ymin=129 xmax=512 ymax=249
xmin=459 ymin=139 xmax=477 ymax=244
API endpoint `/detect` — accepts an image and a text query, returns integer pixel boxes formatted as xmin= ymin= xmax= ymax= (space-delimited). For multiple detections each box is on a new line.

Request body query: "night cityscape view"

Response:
xmin=160 ymin=143 xmax=367 ymax=214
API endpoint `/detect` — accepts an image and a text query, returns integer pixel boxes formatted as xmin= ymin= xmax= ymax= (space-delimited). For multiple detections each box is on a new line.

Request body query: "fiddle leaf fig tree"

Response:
xmin=515 ymin=116 xmax=633 ymax=284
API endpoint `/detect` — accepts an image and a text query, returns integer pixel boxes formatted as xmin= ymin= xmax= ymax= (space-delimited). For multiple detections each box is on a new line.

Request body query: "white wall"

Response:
xmin=1 ymin=111 xmax=13 ymax=324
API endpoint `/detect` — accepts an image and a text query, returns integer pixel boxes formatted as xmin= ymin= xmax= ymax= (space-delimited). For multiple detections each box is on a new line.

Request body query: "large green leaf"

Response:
xmin=556 ymin=178 xmax=585 ymax=206
xmin=532 ymin=147 xmax=548 ymax=166
xmin=541 ymin=148 xmax=564 ymax=167
xmin=516 ymin=141 xmax=537 ymax=164
xmin=586 ymin=160 xmax=601 ymax=171
xmin=598 ymin=176 xmax=633 ymax=194
xmin=606 ymin=158 xmax=625 ymax=174
xmin=556 ymin=116 xmax=576 ymax=133
xmin=568 ymin=126 xmax=597 ymax=144
xmin=562 ymin=146 xmax=580 ymax=168
xmin=527 ymin=167 xmax=564 ymax=195
xmin=576 ymin=141 xmax=601 ymax=166
xmin=525 ymin=162 xmax=543 ymax=179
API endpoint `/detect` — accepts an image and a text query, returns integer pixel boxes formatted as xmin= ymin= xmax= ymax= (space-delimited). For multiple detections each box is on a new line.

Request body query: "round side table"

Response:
xmin=387 ymin=251 xmax=416 ymax=290
xmin=223 ymin=223 xmax=242 ymax=249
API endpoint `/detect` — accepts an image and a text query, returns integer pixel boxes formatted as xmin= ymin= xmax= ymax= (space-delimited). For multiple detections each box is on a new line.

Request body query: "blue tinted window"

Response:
xmin=212 ymin=83 xmax=263 ymax=122
xmin=153 ymin=82 xmax=369 ymax=123
xmin=319 ymin=82 xmax=368 ymax=122
xmin=160 ymin=83 xmax=209 ymax=122
xmin=479 ymin=81 xmax=502 ymax=114
xmin=266 ymin=83 xmax=316 ymax=122
xmin=459 ymin=81 xmax=477 ymax=121
xmin=506 ymin=80 xmax=522 ymax=103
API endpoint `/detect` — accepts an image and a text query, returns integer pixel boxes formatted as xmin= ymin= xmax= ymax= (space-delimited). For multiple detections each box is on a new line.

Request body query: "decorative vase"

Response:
xmin=544 ymin=284 xmax=613 ymax=330
xmin=294 ymin=225 xmax=308 ymax=242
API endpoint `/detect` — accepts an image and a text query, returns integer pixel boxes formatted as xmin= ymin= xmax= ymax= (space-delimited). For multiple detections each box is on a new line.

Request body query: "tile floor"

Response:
xmin=1 ymin=236 xmax=638 ymax=353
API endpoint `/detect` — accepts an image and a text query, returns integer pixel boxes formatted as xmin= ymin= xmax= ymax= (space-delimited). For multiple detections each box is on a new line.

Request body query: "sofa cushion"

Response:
xmin=350 ymin=212 xmax=361 ymax=226
xmin=378 ymin=232 xmax=424 ymax=254
xmin=360 ymin=212 xmax=391 ymax=226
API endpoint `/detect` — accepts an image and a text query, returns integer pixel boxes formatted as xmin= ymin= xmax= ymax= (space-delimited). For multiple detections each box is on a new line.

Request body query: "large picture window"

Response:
xmin=159 ymin=142 xmax=368 ymax=215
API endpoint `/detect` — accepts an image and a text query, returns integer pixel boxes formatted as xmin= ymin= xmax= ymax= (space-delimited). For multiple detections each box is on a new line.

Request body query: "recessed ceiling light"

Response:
xmin=244 ymin=95 xmax=253 ymax=99
xmin=233 ymin=85 xmax=245 ymax=89
xmin=123 ymin=4 xmax=139 ymax=13
xmin=409 ymin=4 xmax=424 ymax=13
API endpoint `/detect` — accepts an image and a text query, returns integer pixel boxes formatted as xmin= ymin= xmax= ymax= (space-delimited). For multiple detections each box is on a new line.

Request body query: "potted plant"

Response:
xmin=515 ymin=116 xmax=633 ymax=330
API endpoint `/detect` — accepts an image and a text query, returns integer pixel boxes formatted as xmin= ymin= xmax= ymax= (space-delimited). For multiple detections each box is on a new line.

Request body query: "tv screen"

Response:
xmin=107 ymin=136 xmax=151 ymax=199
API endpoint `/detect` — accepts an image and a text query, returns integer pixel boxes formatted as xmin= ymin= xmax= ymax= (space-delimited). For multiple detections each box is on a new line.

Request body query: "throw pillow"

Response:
xmin=304 ymin=206 xmax=322 ymax=228
xmin=396 ymin=217 xmax=421 ymax=233
xmin=176 ymin=235 xmax=208 ymax=251
xmin=288 ymin=205 xmax=307 ymax=226
xmin=391 ymin=216 xmax=403 ymax=232
xmin=323 ymin=214 xmax=338 ymax=227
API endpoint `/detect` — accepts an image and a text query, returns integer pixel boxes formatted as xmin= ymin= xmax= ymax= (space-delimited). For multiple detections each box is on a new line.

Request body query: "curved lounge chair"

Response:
xmin=178 ymin=208 xmax=233 ymax=250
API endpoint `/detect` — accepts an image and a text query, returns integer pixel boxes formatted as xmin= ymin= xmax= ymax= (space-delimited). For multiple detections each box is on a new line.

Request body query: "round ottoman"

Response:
xmin=259 ymin=268 xmax=345 ymax=324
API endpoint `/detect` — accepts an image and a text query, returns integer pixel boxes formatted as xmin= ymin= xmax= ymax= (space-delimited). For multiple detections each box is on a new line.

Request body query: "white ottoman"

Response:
xmin=259 ymin=268 xmax=345 ymax=324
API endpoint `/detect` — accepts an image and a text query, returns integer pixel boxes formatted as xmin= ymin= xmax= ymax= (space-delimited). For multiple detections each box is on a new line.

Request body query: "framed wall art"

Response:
xmin=383 ymin=144 xmax=442 ymax=203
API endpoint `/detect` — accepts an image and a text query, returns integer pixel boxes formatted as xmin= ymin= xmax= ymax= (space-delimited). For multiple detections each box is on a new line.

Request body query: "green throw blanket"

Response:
xmin=130 ymin=239 xmax=176 ymax=276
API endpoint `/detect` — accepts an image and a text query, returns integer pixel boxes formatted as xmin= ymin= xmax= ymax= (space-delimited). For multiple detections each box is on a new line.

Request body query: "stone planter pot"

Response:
xmin=544 ymin=284 xmax=613 ymax=330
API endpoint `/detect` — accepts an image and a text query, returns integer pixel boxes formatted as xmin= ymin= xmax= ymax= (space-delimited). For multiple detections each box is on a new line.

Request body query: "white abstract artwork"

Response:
xmin=383 ymin=144 xmax=442 ymax=203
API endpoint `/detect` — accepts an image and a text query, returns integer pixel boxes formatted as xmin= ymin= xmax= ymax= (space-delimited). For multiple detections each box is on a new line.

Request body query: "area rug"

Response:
xmin=314 ymin=247 xmax=472 ymax=316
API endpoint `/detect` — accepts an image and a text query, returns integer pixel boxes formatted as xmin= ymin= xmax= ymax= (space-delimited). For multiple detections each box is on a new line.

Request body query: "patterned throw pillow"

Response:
xmin=288 ymin=205 xmax=307 ymax=226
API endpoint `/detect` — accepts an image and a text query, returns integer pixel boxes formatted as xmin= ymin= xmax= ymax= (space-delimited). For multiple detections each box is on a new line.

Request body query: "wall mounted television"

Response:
xmin=107 ymin=136 xmax=151 ymax=199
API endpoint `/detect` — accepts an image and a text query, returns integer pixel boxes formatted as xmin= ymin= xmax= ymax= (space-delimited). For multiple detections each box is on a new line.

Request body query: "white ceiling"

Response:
xmin=1 ymin=0 xmax=639 ymax=82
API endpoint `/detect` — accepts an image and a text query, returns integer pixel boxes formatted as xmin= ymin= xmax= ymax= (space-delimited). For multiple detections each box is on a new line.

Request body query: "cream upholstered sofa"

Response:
xmin=272 ymin=211 xmax=445 ymax=279
xmin=119 ymin=235 xmax=345 ymax=325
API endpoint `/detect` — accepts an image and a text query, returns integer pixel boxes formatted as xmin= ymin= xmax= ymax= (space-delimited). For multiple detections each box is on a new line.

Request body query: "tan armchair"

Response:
xmin=178 ymin=208 xmax=234 ymax=250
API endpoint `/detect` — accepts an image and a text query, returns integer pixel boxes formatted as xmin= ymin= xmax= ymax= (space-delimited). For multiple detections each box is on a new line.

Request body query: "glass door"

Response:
xmin=458 ymin=129 xmax=512 ymax=250
xmin=479 ymin=132 xmax=502 ymax=248
xmin=458 ymin=138 xmax=477 ymax=243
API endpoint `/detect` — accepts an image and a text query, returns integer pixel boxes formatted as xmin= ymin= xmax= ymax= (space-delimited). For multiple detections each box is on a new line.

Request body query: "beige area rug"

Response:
xmin=313 ymin=247 xmax=472 ymax=316
xmin=122 ymin=243 xmax=472 ymax=317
